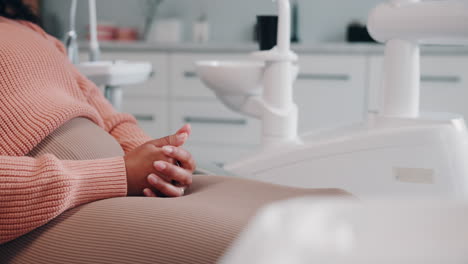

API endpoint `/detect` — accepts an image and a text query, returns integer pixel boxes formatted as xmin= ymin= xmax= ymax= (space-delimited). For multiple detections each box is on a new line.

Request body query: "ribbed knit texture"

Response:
xmin=0 ymin=17 xmax=152 ymax=244
xmin=27 ymin=117 xmax=125 ymax=160
xmin=0 ymin=175 xmax=350 ymax=264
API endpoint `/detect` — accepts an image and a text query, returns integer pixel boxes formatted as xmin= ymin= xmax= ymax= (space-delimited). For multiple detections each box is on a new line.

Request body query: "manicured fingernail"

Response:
xmin=143 ymin=188 xmax=151 ymax=196
xmin=154 ymin=161 xmax=167 ymax=171
xmin=177 ymin=133 xmax=188 ymax=141
xmin=148 ymin=174 xmax=158 ymax=184
xmin=162 ymin=146 xmax=173 ymax=154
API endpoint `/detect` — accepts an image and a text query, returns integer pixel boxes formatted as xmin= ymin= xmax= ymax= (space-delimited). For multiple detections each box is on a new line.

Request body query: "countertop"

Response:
xmin=79 ymin=41 xmax=468 ymax=56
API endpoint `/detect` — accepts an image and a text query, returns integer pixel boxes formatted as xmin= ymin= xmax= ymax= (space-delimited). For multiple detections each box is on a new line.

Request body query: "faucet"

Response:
xmin=64 ymin=0 xmax=101 ymax=63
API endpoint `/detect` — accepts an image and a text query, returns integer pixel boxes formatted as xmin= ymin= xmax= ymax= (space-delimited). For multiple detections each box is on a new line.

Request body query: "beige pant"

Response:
xmin=1 ymin=118 xmax=350 ymax=263
xmin=1 ymin=175 xmax=348 ymax=264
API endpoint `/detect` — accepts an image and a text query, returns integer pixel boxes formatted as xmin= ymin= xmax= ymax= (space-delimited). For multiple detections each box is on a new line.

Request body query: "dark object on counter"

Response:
xmin=291 ymin=0 xmax=300 ymax=43
xmin=257 ymin=15 xmax=278 ymax=50
xmin=346 ymin=21 xmax=376 ymax=43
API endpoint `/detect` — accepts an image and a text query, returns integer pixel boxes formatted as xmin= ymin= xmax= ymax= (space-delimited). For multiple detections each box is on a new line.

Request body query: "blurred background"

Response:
xmin=39 ymin=0 xmax=381 ymax=43
xmin=23 ymin=0 xmax=468 ymax=166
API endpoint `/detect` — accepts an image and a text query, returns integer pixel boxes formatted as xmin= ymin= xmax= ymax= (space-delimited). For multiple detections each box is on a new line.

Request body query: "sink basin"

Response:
xmin=196 ymin=61 xmax=265 ymax=96
xmin=77 ymin=60 xmax=153 ymax=87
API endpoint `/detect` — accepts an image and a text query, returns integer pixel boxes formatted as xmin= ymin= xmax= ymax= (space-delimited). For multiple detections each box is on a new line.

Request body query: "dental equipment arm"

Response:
xmin=276 ymin=0 xmax=291 ymax=54
xmin=64 ymin=0 xmax=78 ymax=64
xmin=367 ymin=0 xmax=468 ymax=118
xmin=88 ymin=0 xmax=100 ymax=62
xmin=197 ymin=0 xmax=300 ymax=149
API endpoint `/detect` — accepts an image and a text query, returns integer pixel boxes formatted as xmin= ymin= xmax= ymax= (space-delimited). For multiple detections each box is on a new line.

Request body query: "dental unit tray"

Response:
xmin=196 ymin=0 xmax=468 ymax=199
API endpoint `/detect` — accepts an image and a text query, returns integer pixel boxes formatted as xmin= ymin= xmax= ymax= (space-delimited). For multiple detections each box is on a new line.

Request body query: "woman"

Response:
xmin=0 ymin=1 xmax=349 ymax=263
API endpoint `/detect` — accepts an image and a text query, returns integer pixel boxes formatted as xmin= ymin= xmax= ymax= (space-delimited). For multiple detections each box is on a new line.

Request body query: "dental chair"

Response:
xmin=3 ymin=1 xmax=467 ymax=264
xmin=218 ymin=0 xmax=468 ymax=262
xmin=221 ymin=198 xmax=468 ymax=264
xmin=197 ymin=0 xmax=468 ymax=199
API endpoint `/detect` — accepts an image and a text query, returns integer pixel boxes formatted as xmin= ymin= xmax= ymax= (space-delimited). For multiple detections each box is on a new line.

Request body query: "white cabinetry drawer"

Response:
xmin=122 ymin=98 xmax=169 ymax=139
xmin=170 ymin=53 xmax=248 ymax=98
xmin=171 ymin=100 xmax=261 ymax=145
xmin=96 ymin=52 xmax=169 ymax=97
xmin=368 ymin=56 xmax=468 ymax=117
xmin=294 ymin=55 xmax=367 ymax=132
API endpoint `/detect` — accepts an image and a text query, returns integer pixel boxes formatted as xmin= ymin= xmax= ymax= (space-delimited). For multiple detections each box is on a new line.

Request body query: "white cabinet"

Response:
xmin=122 ymin=98 xmax=169 ymax=139
xmin=368 ymin=56 xmax=468 ymax=118
xmin=87 ymin=47 xmax=468 ymax=165
xmin=294 ymin=55 xmax=367 ymax=132
xmin=170 ymin=99 xmax=261 ymax=145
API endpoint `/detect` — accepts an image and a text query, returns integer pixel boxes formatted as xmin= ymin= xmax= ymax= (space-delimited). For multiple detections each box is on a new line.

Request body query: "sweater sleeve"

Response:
xmin=80 ymin=75 xmax=154 ymax=153
xmin=18 ymin=20 xmax=154 ymax=153
xmin=0 ymin=154 xmax=127 ymax=244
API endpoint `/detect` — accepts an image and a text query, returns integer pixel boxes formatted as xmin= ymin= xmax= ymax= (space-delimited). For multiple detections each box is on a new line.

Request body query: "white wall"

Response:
xmin=41 ymin=0 xmax=382 ymax=43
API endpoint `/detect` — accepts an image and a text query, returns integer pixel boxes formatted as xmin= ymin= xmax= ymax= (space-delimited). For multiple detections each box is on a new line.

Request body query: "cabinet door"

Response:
xmin=170 ymin=53 xmax=249 ymax=98
xmin=368 ymin=56 xmax=468 ymax=118
xmin=294 ymin=55 xmax=367 ymax=132
xmin=82 ymin=52 xmax=170 ymax=97
xmin=122 ymin=98 xmax=169 ymax=139
xmin=171 ymin=99 xmax=261 ymax=145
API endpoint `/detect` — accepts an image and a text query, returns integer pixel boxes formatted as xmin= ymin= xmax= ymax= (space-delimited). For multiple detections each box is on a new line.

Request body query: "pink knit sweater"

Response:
xmin=0 ymin=18 xmax=152 ymax=244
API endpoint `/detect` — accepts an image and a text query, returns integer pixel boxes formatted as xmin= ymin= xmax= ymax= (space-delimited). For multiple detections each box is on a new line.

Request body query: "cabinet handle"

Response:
xmin=184 ymin=71 xmax=197 ymax=78
xmin=134 ymin=114 xmax=155 ymax=122
xmin=297 ymin=73 xmax=350 ymax=81
xmin=421 ymin=75 xmax=461 ymax=83
xmin=184 ymin=116 xmax=247 ymax=126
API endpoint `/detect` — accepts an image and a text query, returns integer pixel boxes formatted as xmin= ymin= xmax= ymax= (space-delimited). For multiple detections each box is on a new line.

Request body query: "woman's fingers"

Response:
xmin=147 ymin=174 xmax=185 ymax=197
xmin=149 ymin=132 xmax=188 ymax=148
xmin=153 ymin=161 xmax=193 ymax=186
xmin=161 ymin=146 xmax=196 ymax=172
xmin=176 ymin=124 xmax=192 ymax=137
xmin=143 ymin=188 xmax=158 ymax=197
xmin=149 ymin=124 xmax=192 ymax=148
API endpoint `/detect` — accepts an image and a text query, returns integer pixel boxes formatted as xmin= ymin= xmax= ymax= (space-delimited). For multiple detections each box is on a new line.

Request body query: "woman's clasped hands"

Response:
xmin=124 ymin=124 xmax=196 ymax=198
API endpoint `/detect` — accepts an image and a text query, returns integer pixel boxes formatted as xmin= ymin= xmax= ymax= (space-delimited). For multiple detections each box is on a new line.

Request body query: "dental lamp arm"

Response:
xmin=368 ymin=0 xmax=468 ymax=45
xmin=367 ymin=0 xmax=468 ymax=118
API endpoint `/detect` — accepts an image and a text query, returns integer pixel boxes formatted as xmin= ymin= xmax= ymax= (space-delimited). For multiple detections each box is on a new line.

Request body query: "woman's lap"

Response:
xmin=0 ymin=175 xmax=349 ymax=264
